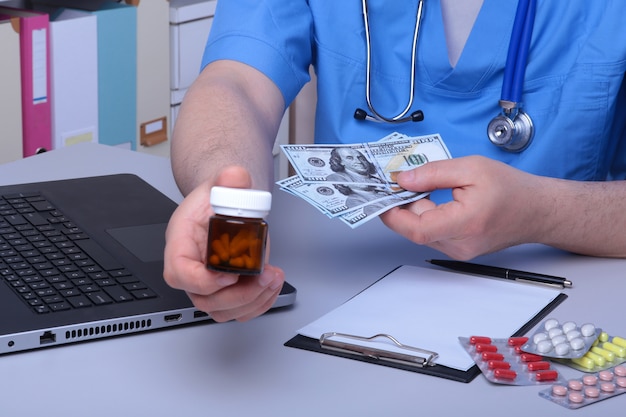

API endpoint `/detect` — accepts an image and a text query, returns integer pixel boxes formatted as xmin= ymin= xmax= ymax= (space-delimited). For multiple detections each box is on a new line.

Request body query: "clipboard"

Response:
xmin=285 ymin=265 xmax=568 ymax=383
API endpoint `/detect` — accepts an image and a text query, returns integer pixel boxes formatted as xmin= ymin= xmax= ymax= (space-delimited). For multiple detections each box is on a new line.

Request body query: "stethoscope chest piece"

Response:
xmin=487 ymin=0 xmax=537 ymax=153
xmin=487 ymin=109 xmax=534 ymax=152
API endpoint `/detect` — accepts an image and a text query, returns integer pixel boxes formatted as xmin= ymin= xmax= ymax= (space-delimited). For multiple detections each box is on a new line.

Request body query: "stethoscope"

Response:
xmin=354 ymin=0 xmax=537 ymax=153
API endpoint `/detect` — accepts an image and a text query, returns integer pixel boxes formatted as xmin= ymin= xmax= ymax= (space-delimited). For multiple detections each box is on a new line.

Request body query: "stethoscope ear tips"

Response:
xmin=354 ymin=108 xmax=425 ymax=124
xmin=354 ymin=108 xmax=368 ymax=121
xmin=410 ymin=110 xmax=425 ymax=122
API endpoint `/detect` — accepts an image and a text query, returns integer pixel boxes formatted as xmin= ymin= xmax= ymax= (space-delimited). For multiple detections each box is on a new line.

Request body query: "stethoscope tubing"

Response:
xmin=502 ymin=0 xmax=536 ymax=105
xmin=361 ymin=0 xmax=424 ymax=123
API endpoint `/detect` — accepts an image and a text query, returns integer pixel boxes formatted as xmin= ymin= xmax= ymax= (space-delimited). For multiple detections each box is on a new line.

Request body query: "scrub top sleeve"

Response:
xmin=200 ymin=0 xmax=314 ymax=107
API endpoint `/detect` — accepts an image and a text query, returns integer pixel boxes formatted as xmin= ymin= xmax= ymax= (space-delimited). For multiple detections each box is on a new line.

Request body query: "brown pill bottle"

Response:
xmin=206 ymin=186 xmax=272 ymax=275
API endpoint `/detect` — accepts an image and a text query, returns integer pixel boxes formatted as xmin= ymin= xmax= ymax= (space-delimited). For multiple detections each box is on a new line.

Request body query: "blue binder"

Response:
xmin=92 ymin=2 xmax=137 ymax=150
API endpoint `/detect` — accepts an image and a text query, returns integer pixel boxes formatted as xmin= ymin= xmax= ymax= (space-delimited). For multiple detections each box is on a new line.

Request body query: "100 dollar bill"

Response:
xmin=277 ymin=174 xmax=429 ymax=221
xmin=277 ymin=132 xmax=451 ymax=228
xmin=367 ymin=134 xmax=451 ymax=185
xmin=281 ymin=133 xmax=451 ymax=187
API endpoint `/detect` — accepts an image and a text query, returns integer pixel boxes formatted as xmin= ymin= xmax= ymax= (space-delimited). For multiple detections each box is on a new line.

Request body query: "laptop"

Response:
xmin=0 ymin=174 xmax=296 ymax=355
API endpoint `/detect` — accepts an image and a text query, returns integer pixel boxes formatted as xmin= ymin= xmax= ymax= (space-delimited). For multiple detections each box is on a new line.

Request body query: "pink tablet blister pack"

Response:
xmin=522 ymin=318 xmax=601 ymax=359
xmin=539 ymin=364 xmax=626 ymax=409
xmin=559 ymin=331 xmax=626 ymax=373
xmin=459 ymin=336 xmax=565 ymax=386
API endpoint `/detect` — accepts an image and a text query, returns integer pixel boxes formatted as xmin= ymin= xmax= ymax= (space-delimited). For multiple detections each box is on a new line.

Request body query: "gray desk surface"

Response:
xmin=0 ymin=143 xmax=624 ymax=416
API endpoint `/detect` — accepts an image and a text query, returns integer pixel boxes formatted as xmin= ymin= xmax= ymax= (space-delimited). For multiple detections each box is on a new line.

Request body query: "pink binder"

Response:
xmin=0 ymin=6 xmax=51 ymax=157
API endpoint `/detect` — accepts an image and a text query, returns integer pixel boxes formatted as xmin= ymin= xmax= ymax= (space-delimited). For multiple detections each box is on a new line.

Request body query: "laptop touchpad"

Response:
xmin=107 ymin=223 xmax=168 ymax=263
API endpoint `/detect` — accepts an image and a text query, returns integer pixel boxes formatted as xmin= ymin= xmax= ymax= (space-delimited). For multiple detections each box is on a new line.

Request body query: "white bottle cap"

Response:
xmin=210 ymin=186 xmax=272 ymax=218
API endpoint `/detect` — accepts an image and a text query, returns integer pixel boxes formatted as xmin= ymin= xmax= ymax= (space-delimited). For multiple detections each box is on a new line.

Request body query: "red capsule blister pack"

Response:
xmin=558 ymin=331 xmax=626 ymax=373
xmin=539 ymin=364 xmax=626 ymax=409
xmin=522 ymin=318 xmax=601 ymax=359
xmin=459 ymin=336 xmax=565 ymax=386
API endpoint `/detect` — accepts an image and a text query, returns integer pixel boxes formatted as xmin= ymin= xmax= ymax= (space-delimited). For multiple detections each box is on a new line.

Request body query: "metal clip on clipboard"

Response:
xmin=319 ymin=332 xmax=439 ymax=368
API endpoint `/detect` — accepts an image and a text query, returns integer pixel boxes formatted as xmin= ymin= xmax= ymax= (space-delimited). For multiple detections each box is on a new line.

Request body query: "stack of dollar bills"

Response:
xmin=277 ymin=133 xmax=451 ymax=228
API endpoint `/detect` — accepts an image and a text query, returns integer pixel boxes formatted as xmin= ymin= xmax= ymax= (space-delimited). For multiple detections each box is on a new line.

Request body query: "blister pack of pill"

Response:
xmin=459 ymin=336 xmax=565 ymax=386
xmin=558 ymin=331 xmax=626 ymax=372
xmin=522 ymin=318 xmax=601 ymax=359
xmin=539 ymin=364 xmax=626 ymax=409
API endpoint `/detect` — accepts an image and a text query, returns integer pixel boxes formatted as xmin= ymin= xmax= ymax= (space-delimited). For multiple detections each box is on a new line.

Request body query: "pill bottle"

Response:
xmin=206 ymin=186 xmax=272 ymax=275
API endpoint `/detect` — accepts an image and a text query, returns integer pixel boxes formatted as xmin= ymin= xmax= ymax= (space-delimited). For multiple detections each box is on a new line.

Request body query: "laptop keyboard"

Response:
xmin=0 ymin=191 xmax=157 ymax=314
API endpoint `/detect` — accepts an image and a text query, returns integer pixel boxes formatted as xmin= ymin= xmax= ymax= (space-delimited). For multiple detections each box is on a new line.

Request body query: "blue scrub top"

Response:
xmin=202 ymin=0 xmax=626 ymax=181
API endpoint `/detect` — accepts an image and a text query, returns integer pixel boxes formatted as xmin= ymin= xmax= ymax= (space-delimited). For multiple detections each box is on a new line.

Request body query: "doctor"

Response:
xmin=164 ymin=0 xmax=626 ymax=322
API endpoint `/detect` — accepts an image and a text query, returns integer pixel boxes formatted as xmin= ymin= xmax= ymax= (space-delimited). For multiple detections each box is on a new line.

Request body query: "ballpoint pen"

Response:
xmin=426 ymin=259 xmax=573 ymax=289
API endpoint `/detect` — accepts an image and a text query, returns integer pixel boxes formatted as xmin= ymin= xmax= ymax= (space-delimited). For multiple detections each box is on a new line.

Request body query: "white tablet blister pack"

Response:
xmin=522 ymin=318 xmax=601 ymax=359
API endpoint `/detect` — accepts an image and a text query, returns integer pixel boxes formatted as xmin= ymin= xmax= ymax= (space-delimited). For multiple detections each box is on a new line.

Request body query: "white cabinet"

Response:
xmin=169 ymin=0 xmax=216 ymax=93
xmin=169 ymin=0 xmax=216 ymax=140
xmin=136 ymin=0 xmax=171 ymax=157
xmin=169 ymin=0 xmax=291 ymax=180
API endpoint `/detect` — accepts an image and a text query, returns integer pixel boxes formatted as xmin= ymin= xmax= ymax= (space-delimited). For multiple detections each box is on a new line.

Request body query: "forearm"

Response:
xmin=171 ymin=61 xmax=285 ymax=195
xmin=535 ymin=177 xmax=626 ymax=257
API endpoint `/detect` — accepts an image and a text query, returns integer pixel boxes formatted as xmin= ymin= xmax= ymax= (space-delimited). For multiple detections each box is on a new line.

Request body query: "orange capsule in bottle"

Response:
xmin=206 ymin=186 xmax=271 ymax=275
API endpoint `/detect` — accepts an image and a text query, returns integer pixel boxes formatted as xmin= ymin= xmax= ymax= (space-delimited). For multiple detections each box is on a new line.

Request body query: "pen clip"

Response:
xmin=513 ymin=277 xmax=565 ymax=289
xmin=319 ymin=332 xmax=439 ymax=368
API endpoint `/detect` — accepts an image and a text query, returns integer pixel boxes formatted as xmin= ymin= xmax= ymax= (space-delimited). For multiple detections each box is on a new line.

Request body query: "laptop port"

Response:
xmin=193 ymin=310 xmax=209 ymax=319
xmin=39 ymin=331 xmax=56 ymax=345
xmin=164 ymin=314 xmax=182 ymax=323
